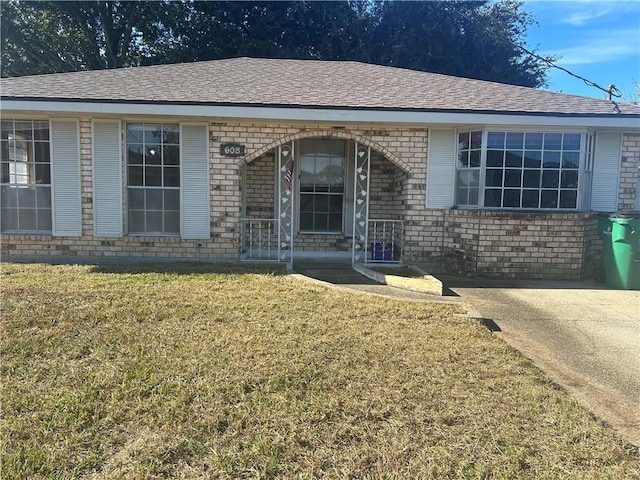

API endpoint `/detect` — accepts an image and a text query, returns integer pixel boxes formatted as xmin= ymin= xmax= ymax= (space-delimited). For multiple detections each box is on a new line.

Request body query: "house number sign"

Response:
xmin=220 ymin=143 xmax=245 ymax=157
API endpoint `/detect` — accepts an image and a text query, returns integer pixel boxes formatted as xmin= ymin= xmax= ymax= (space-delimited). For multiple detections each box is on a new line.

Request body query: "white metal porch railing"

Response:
xmin=241 ymin=218 xmax=404 ymax=263
xmin=367 ymin=219 xmax=404 ymax=264
xmin=240 ymin=218 xmax=279 ymax=261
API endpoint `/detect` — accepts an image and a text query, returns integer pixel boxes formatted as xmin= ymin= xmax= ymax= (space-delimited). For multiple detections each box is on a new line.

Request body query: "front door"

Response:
xmin=298 ymin=139 xmax=346 ymax=234
xmin=276 ymin=138 xmax=370 ymax=263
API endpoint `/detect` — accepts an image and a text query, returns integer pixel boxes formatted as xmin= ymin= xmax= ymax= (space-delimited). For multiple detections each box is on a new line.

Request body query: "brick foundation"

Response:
xmin=437 ymin=210 xmax=596 ymax=279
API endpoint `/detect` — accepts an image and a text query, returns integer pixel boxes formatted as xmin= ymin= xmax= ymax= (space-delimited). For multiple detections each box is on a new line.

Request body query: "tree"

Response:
xmin=1 ymin=0 xmax=97 ymax=76
xmin=369 ymin=0 xmax=550 ymax=87
xmin=151 ymin=1 xmax=369 ymax=64
xmin=1 ymin=0 xmax=551 ymax=88
xmin=0 ymin=0 xmax=179 ymax=76
xmin=624 ymin=80 xmax=640 ymax=105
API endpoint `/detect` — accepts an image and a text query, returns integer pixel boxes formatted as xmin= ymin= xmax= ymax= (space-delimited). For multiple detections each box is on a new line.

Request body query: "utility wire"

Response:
xmin=513 ymin=39 xmax=622 ymax=99
xmin=452 ymin=6 xmax=622 ymax=99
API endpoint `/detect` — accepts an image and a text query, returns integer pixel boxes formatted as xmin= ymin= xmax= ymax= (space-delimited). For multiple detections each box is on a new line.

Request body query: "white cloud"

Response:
xmin=547 ymin=29 xmax=640 ymax=65
xmin=523 ymin=1 xmax=639 ymax=96
xmin=563 ymin=9 xmax=613 ymax=27
xmin=524 ymin=1 xmax=639 ymax=27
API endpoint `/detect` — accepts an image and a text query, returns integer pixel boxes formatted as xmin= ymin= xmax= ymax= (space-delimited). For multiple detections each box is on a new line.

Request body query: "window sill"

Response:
xmin=449 ymin=208 xmax=592 ymax=218
xmin=298 ymin=230 xmax=344 ymax=235
xmin=465 ymin=208 xmax=582 ymax=212
xmin=127 ymin=233 xmax=181 ymax=238
xmin=0 ymin=231 xmax=52 ymax=236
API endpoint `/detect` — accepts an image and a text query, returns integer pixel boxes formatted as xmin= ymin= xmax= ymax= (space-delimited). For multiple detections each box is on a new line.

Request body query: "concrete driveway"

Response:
xmin=440 ymin=275 xmax=640 ymax=446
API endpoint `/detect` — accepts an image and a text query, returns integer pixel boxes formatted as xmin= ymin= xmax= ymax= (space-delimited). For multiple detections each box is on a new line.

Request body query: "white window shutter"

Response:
xmin=426 ymin=129 xmax=455 ymax=208
xmin=180 ymin=123 xmax=210 ymax=239
xmin=93 ymin=120 xmax=123 ymax=237
xmin=51 ymin=119 xmax=82 ymax=236
xmin=591 ymin=131 xmax=622 ymax=212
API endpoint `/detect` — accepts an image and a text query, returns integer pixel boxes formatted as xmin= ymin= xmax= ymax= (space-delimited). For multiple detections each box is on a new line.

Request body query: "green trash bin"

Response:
xmin=601 ymin=214 xmax=640 ymax=290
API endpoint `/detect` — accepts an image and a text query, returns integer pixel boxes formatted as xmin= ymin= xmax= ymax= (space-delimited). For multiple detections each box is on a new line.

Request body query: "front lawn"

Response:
xmin=1 ymin=263 xmax=638 ymax=479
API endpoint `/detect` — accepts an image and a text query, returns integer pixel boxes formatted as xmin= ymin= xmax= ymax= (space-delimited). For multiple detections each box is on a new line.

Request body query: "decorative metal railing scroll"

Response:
xmin=240 ymin=218 xmax=278 ymax=261
xmin=369 ymin=220 xmax=404 ymax=264
xmin=352 ymin=143 xmax=370 ymax=263
xmin=278 ymin=142 xmax=295 ymax=264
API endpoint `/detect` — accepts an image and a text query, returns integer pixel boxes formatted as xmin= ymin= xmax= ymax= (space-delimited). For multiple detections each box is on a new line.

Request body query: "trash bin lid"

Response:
xmin=609 ymin=216 xmax=631 ymax=225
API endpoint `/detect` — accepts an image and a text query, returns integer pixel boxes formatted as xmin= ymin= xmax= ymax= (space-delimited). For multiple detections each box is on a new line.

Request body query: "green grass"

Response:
xmin=1 ymin=262 xmax=638 ymax=479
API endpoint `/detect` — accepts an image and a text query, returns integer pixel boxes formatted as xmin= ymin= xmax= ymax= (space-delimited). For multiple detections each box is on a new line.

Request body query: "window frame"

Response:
xmin=455 ymin=130 xmax=482 ymax=208
xmin=454 ymin=127 xmax=590 ymax=211
xmin=125 ymin=122 xmax=181 ymax=236
xmin=297 ymin=139 xmax=347 ymax=234
xmin=0 ymin=118 xmax=53 ymax=234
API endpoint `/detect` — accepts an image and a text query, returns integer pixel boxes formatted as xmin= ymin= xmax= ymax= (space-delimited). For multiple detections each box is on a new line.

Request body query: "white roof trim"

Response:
xmin=2 ymin=99 xmax=639 ymax=129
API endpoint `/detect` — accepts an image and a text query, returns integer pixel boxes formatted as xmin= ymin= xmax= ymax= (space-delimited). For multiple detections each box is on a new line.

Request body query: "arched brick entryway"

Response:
xmin=239 ymin=129 xmax=409 ymax=172
xmin=240 ymin=130 xmax=409 ymax=264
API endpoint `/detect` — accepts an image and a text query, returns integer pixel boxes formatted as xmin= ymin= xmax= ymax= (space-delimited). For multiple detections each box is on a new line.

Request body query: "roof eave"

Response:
xmin=2 ymin=98 xmax=639 ymax=129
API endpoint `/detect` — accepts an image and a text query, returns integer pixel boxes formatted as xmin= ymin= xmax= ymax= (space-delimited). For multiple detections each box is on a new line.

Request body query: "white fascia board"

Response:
xmin=2 ymin=99 xmax=640 ymax=129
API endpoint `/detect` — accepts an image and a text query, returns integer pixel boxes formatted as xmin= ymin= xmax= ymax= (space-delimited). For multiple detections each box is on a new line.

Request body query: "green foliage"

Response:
xmin=1 ymin=0 xmax=552 ymax=87
xmin=1 ymin=0 xmax=96 ymax=76
xmin=0 ymin=0 xmax=173 ymax=76
xmin=371 ymin=0 xmax=552 ymax=87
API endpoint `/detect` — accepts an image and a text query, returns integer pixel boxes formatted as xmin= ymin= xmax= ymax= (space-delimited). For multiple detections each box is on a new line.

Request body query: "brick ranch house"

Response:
xmin=1 ymin=57 xmax=639 ymax=279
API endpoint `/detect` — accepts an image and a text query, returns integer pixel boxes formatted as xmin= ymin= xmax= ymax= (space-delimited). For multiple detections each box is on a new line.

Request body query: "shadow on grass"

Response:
xmin=3 ymin=255 xmax=285 ymax=276
xmin=88 ymin=261 xmax=287 ymax=276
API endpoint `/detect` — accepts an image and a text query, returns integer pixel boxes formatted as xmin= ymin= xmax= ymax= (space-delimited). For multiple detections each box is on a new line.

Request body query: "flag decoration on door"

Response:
xmin=285 ymin=161 xmax=294 ymax=193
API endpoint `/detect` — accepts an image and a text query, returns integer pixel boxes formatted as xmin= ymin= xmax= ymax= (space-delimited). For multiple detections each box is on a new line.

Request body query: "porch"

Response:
xmin=240 ymin=136 xmax=409 ymax=265
xmin=240 ymin=217 xmax=405 ymax=264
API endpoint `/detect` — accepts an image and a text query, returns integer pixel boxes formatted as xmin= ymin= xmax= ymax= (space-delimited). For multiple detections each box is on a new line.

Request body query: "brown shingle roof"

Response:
xmin=2 ymin=57 xmax=639 ymax=116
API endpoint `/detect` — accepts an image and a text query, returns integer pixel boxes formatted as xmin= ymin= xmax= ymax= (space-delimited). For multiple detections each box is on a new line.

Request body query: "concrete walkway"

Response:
xmin=293 ymin=261 xmax=640 ymax=446
xmin=291 ymin=261 xmax=454 ymax=302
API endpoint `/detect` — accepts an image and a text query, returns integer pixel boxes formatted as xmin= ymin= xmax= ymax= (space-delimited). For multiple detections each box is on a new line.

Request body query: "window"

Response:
xmin=456 ymin=131 xmax=481 ymax=207
xmin=126 ymin=123 xmax=180 ymax=235
xmin=455 ymin=130 xmax=584 ymax=210
xmin=580 ymin=133 xmax=594 ymax=210
xmin=299 ymin=139 xmax=345 ymax=232
xmin=1 ymin=120 xmax=52 ymax=232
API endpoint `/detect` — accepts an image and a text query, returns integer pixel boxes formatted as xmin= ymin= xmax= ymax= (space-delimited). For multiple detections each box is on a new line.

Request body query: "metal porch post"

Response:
xmin=352 ymin=143 xmax=371 ymax=263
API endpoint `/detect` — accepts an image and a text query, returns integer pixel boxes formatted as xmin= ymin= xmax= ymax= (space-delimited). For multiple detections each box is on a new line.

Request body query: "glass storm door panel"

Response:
xmin=299 ymin=139 xmax=345 ymax=233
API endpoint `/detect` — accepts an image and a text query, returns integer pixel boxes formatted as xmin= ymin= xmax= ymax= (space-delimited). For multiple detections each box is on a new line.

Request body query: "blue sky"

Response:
xmin=521 ymin=0 xmax=639 ymax=101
